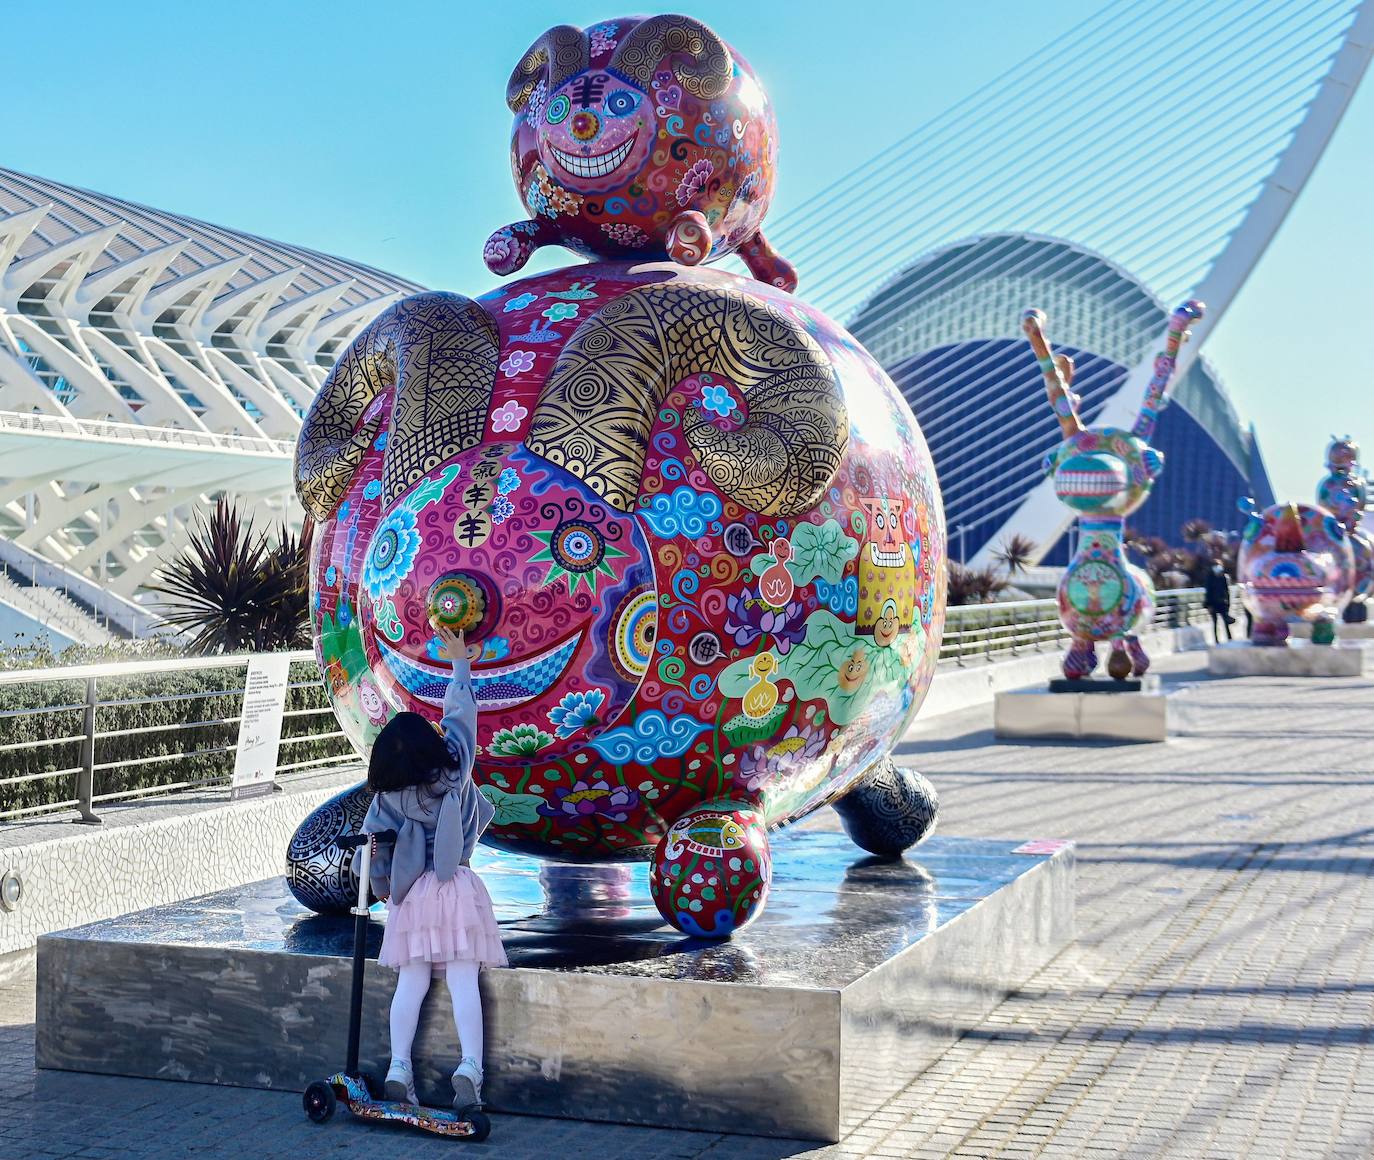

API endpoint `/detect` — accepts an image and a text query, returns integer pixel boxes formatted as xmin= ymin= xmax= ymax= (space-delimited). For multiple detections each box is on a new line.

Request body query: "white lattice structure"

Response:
xmin=0 ymin=168 xmax=423 ymax=605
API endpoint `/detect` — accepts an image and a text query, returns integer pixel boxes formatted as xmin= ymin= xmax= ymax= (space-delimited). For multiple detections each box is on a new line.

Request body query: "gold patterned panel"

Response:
xmin=294 ymin=292 xmax=498 ymax=521
xmin=609 ymin=15 xmax=732 ymax=100
xmin=506 ymin=25 xmax=589 ymax=112
xmin=526 ymin=281 xmax=848 ymax=516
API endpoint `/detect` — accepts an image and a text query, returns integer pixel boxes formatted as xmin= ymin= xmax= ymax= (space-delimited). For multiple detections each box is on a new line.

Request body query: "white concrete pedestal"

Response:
xmin=994 ymin=680 xmax=1167 ymax=742
xmin=1207 ymin=640 xmax=1366 ymax=676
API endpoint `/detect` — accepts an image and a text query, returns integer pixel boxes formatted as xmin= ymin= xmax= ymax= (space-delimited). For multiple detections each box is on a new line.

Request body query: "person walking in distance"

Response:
xmin=1203 ymin=560 xmax=1234 ymax=643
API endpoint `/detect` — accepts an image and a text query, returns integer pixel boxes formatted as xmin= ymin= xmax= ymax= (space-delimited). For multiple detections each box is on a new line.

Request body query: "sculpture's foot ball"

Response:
xmin=650 ymin=801 xmax=771 ymax=938
xmin=285 ymin=782 xmax=372 ymax=914
xmin=1311 ymin=616 xmax=1336 ymax=645
xmin=833 ymin=759 xmax=939 ymax=859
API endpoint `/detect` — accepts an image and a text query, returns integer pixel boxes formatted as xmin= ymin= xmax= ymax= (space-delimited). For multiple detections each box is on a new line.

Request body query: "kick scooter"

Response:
xmin=301 ymin=830 xmax=491 ymax=1141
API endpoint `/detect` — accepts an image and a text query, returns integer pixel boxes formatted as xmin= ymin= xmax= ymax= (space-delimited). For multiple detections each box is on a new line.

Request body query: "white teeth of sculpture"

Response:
xmin=551 ymin=135 xmax=634 ymax=179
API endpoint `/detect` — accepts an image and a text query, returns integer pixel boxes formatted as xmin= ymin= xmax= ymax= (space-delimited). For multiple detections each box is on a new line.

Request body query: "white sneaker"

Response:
xmin=452 ymin=1056 xmax=483 ymax=1109
xmin=383 ymin=1057 xmax=417 ymax=1104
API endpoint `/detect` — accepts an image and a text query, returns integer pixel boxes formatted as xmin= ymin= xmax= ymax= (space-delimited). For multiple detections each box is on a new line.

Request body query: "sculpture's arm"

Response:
xmin=1132 ymin=299 xmax=1205 ymax=440
xmin=1021 ymin=308 xmax=1082 ymax=437
xmin=483 ymin=219 xmax=567 ymax=276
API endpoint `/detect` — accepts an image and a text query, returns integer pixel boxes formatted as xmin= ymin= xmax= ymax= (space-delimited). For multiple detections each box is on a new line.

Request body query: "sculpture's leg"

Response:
xmin=483 ymin=220 xmax=561 ymax=276
xmin=650 ymin=800 xmax=771 ymax=939
xmin=738 ymin=229 xmax=799 ymax=293
xmin=1343 ymin=600 xmax=1368 ymax=624
xmin=665 ymin=210 xmax=713 ymax=267
xmin=1063 ymin=636 xmax=1097 ymax=679
xmin=1124 ymin=634 xmax=1150 ymax=677
xmin=285 ymin=782 xmax=374 ymax=914
xmin=1253 ymin=617 xmax=1289 ymax=646
xmin=1106 ymin=641 xmax=1133 ymax=680
xmin=1310 ymin=615 xmax=1336 ymax=645
xmin=832 ymin=758 xmax=939 ymax=859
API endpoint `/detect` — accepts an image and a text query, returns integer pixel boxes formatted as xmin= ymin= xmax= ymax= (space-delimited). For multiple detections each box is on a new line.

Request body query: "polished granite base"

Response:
xmin=995 ymin=678 xmax=1166 ymax=742
xmin=36 ymin=832 xmax=1073 ymax=1142
xmin=1207 ymin=640 xmax=1366 ymax=676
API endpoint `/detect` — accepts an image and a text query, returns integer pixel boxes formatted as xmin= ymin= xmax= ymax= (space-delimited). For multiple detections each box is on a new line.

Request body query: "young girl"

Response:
xmin=355 ymin=619 xmax=506 ymax=1109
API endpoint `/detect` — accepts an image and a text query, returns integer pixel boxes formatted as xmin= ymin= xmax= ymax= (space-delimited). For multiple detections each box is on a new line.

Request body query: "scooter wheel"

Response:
xmin=303 ymin=1080 xmax=337 ymax=1123
xmin=466 ymin=1109 xmax=492 ymax=1142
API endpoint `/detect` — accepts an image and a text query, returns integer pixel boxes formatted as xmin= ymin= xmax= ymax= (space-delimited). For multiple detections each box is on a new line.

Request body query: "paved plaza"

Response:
xmin=3 ymin=656 xmax=1372 ymax=1158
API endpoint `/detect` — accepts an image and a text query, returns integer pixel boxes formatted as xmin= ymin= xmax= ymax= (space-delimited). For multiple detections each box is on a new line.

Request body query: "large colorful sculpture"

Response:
xmin=483 ymin=15 xmax=796 ymax=291
xmin=1237 ymin=499 xmax=1354 ymax=645
xmin=1022 ymin=301 xmax=1203 ymax=680
xmin=1316 ymin=436 xmax=1372 ymax=621
xmin=288 ymin=15 xmax=946 ymax=939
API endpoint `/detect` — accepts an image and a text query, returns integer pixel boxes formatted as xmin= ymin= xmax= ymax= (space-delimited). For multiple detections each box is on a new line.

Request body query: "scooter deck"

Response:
xmin=330 ymin=1074 xmax=486 ymax=1139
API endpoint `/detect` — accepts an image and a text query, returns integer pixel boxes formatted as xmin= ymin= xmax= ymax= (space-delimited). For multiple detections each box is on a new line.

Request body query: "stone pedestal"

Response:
xmin=994 ymin=678 xmax=1167 ymax=742
xmin=1207 ymin=640 xmax=1366 ymax=676
xmin=36 ymin=832 xmax=1074 ymax=1143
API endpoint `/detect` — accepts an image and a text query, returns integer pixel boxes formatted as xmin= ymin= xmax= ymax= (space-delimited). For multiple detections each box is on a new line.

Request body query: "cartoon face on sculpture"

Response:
xmin=1237 ymin=499 xmax=1354 ymax=644
xmin=1022 ymin=301 xmax=1202 ymax=680
xmin=299 ymin=266 xmax=946 ymax=873
xmin=487 ymin=16 xmax=796 ymax=290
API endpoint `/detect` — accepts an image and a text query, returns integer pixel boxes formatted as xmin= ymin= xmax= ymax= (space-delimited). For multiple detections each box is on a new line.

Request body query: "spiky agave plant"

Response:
xmin=148 ymin=499 xmax=312 ymax=654
xmin=992 ymin=532 xmax=1037 ymax=577
xmin=947 ymin=561 xmax=1010 ymax=606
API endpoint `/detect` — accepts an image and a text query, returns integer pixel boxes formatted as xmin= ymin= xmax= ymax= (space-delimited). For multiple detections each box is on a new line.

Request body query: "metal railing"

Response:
xmin=939 ymin=586 xmax=1212 ymax=665
xmin=0 ymin=409 xmax=294 ymax=457
xmin=0 ymin=650 xmax=355 ymax=825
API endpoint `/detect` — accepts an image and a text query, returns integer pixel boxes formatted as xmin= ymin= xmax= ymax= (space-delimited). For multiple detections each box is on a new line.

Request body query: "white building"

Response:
xmin=0 ymin=167 xmax=422 ymax=643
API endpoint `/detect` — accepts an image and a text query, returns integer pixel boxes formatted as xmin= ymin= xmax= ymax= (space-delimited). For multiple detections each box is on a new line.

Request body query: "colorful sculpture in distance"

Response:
xmin=289 ymin=14 xmax=947 ymax=939
xmin=484 ymin=15 xmax=797 ymax=291
xmin=1022 ymin=301 xmax=1204 ymax=681
xmin=1316 ymin=436 xmax=1372 ymax=622
xmin=1237 ymin=496 xmax=1355 ymax=646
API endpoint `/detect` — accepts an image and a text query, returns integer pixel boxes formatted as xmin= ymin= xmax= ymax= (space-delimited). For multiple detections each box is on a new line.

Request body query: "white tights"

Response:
xmin=388 ymin=960 xmax=483 ymax=1068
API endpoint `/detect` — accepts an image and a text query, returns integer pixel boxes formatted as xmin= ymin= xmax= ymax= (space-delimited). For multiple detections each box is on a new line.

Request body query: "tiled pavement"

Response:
xmin=2 ymin=658 xmax=1372 ymax=1158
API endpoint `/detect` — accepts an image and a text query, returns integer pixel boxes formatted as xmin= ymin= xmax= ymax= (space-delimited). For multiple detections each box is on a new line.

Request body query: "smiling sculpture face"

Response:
xmin=537 ymin=71 xmax=654 ymax=193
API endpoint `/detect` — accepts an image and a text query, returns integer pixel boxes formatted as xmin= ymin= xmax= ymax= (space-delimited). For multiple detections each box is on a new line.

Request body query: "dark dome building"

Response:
xmin=847 ymin=233 xmax=1274 ymax=565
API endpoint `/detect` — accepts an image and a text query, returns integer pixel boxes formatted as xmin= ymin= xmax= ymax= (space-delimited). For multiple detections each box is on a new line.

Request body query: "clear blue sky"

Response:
xmin=5 ymin=0 xmax=1370 ymax=501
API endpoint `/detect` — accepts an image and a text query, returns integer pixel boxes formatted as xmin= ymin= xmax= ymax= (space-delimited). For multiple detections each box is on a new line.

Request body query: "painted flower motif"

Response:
xmin=363 ymin=480 xmax=382 ymax=500
xmin=525 ymin=170 xmax=553 ymax=218
xmin=542 ymin=302 xmax=580 ymax=323
xmin=488 ymin=723 xmax=555 ymax=758
xmin=738 ymin=724 xmax=826 ymax=792
xmin=601 ymin=221 xmax=649 ymax=247
xmin=374 ymin=431 xmax=389 ymax=450
xmin=484 ymin=230 xmax=520 ymax=268
xmin=500 ymin=349 xmax=536 ymax=377
xmin=589 ymin=22 xmax=618 ymax=55
xmin=479 ymin=636 xmax=511 ymax=662
xmin=503 ymin=293 xmax=538 ymax=313
xmin=363 ymin=506 xmax=421 ymax=600
xmin=525 ymin=78 xmax=548 ymax=124
xmin=491 ymin=495 xmax=515 ymax=524
xmin=547 ymin=688 xmax=607 ymax=738
xmin=497 ymin=467 xmax=520 ymax=495
xmin=491 ymin=400 xmax=528 ymax=433
xmin=676 ymin=158 xmax=714 ymax=206
xmin=479 ymin=784 xmax=545 ymax=826
xmin=537 ymin=779 xmax=640 ymax=822
xmin=324 ymin=564 xmax=337 ymax=587
xmin=724 ymin=588 xmax=807 ymax=654
xmin=548 ymin=184 xmax=584 ymax=216
xmin=699 ymin=383 xmax=738 ymax=418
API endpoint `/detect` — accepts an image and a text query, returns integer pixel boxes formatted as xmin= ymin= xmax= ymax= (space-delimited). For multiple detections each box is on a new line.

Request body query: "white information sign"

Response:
xmin=231 ymin=653 xmax=292 ymax=800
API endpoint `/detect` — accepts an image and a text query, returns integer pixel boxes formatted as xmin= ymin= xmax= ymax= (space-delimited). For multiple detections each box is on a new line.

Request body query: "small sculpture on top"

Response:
xmin=1022 ymin=300 xmax=1204 ymax=680
xmin=484 ymin=15 xmax=797 ymax=291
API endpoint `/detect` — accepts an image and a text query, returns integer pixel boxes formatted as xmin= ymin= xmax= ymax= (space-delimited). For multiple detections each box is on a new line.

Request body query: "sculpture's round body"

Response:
xmin=1238 ymin=502 xmax=1354 ymax=644
xmin=306 ymin=262 xmax=946 ymax=868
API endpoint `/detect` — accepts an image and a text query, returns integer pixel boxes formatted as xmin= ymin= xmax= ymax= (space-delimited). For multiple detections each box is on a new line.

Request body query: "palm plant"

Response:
xmin=991 ymin=532 xmax=1037 ymax=577
xmin=947 ymin=561 xmax=1010 ymax=606
xmin=148 ymin=499 xmax=312 ymax=654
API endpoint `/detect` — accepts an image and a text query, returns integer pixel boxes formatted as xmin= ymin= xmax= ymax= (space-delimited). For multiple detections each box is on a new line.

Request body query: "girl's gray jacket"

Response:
xmin=352 ymin=655 xmax=494 ymax=905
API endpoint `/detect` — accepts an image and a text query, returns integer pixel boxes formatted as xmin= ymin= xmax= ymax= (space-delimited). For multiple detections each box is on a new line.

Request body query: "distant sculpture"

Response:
xmin=1237 ymin=499 xmax=1354 ymax=645
xmin=1316 ymin=436 xmax=1372 ymax=622
xmin=484 ymin=15 xmax=797 ymax=290
xmin=1022 ymin=300 xmax=1204 ymax=680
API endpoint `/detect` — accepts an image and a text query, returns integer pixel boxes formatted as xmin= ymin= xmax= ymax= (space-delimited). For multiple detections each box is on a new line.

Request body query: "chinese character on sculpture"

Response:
xmin=287 ymin=15 xmax=947 ymax=939
xmin=1022 ymin=301 xmax=1204 ymax=681
xmin=1236 ymin=499 xmax=1354 ymax=645
xmin=1316 ymin=436 xmax=1372 ymax=623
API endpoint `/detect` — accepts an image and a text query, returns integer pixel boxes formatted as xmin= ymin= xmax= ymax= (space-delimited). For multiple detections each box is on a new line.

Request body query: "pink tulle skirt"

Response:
xmin=379 ymin=868 xmax=508 ymax=974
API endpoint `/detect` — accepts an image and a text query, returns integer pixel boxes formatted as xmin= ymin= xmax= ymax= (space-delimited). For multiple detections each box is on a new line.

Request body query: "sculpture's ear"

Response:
xmin=608 ymin=14 xmax=732 ymax=98
xmin=506 ymin=24 xmax=588 ymax=113
xmin=295 ymin=292 xmax=499 ymax=520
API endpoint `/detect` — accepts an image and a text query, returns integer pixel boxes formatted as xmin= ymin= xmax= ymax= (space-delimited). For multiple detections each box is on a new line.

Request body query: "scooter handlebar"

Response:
xmin=336 ymin=828 xmax=397 ymax=851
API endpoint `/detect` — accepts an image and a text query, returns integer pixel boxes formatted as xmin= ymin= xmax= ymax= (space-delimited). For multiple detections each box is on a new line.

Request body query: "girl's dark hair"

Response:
xmin=368 ymin=712 xmax=452 ymax=792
